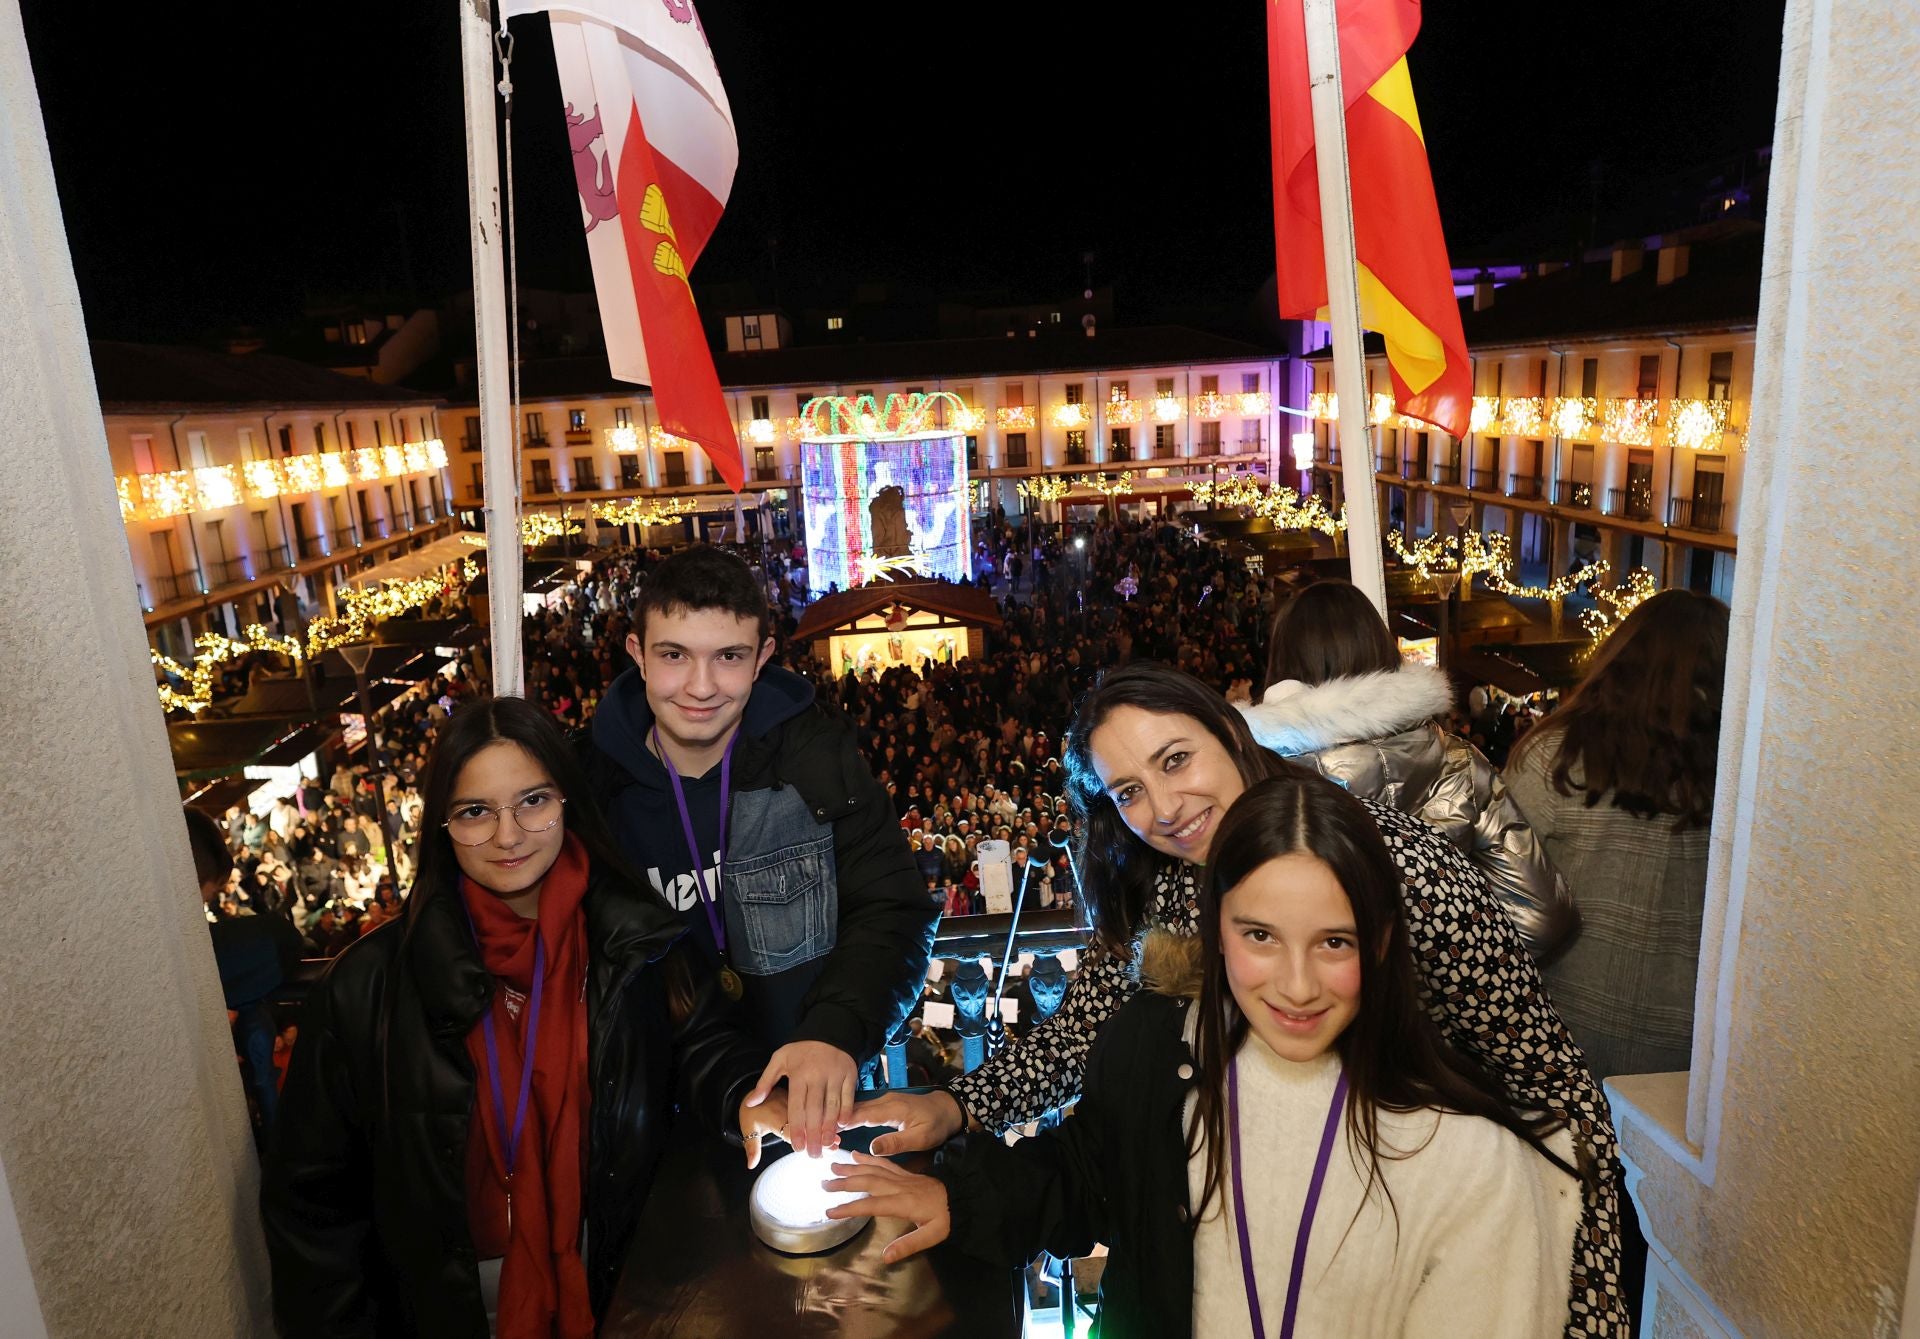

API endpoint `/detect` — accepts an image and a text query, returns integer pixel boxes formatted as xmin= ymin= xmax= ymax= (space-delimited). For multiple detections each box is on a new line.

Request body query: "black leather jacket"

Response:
xmin=260 ymin=867 xmax=767 ymax=1337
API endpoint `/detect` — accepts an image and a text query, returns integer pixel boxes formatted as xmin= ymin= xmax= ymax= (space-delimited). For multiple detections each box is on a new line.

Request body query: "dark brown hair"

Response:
xmin=1514 ymin=589 xmax=1728 ymax=829
xmin=1061 ymin=662 xmax=1293 ymax=955
xmin=630 ymin=544 xmax=770 ymax=648
xmin=1263 ymin=579 xmax=1400 ymax=691
xmin=182 ymin=807 xmax=233 ymax=888
xmin=1188 ymin=773 xmax=1580 ymax=1229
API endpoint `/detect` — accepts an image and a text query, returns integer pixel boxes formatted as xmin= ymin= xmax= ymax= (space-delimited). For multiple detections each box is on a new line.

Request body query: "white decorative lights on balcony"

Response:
xmin=745 ymin=418 xmax=777 ymax=445
xmin=953 ymin=406 xmax=988 ymax=433
xmin=1500 ymin=397 xmax=1545 ymax=437
xmin=116 ymin=476 xmax=136 ymax=520
xmin=241 ymin=459 xmax=284 ymax=500
xmin=997 ymin=406 xmax=1036 ymax=431
xmin=1194 ymin=391 xmax=1233 ymax=420
xmin=138 ymin=470 xmax=198 ymax=519
xmin=1236 ymin=391 xmax=1272 ymax=417
xmin=194 ymin=465 xmax=241 ymax=511
xmin=1469 ymin=396 xmax=1500 ymax=434
xmin=1668 ymin=398 xmax=1733 ymax=451
xmin=1152 ymin=394 xmax=1184 ymax=423
xmin=650 ymin=425 xmax=693 ymax=452
xmin=380 ymin=446 xmax=406 ymax=478
xmin=1307 ymin=391 xmax=1337 ymax=421
xmin=424 ymin=438 xmax=449 ymax=468
xmin=605 ymin=426 xmax=641 ymax=453
xmin=1050 ymin=403 xmax=1093 ymax=430
xmin=282 ymin=456 xmax=322 ymax=493
xmin=402 ymin=442 xmax=430 ymax=474
xmin=352 ymin=449 xmax=383 ymax=483
xmin=1601 ymin=398 xmax=1659 ymax=447
xmin=1104 ymin=395 xmax=1143 ymax=426
xmin=1548 ymin=396 xmax=1599 ymax=440
xmin=320 ymin=453 xmax=351 ymax=489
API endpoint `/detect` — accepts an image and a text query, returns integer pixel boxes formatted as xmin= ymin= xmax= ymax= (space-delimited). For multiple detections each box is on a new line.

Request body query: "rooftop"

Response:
xmin=92 ymin=341 xmax=441 ymax=412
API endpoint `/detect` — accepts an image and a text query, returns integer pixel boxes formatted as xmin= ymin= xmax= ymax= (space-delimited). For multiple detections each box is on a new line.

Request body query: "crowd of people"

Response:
xmin=198 ymin=512 xmax=1729 ymax=1339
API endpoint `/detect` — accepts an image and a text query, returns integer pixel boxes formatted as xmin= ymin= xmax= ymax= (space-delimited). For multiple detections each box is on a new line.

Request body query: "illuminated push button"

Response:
xmin=748 ymin=1150 xmax=869 ymax=1255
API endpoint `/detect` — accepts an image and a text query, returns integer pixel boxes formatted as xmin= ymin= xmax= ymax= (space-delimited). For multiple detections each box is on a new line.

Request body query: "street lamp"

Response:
xmin=1430 ymin=570 xmax=1461 ymax=673
xmin=339 ymin=639 xmax=402 ymax=894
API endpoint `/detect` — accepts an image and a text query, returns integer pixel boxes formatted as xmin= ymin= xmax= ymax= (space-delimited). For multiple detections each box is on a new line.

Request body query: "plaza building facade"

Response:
xmin=1306 ymin=224 xmax=1760 ymax=602
xmin=96 ymin=342 xmax=454 ymax=662
xmin=440 ymin=324 xmax=1300 ymax=533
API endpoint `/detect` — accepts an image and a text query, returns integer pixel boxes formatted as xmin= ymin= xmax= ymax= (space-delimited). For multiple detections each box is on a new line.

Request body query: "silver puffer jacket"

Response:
xmin=1238 ymin=664 xmax=1578 ymax=962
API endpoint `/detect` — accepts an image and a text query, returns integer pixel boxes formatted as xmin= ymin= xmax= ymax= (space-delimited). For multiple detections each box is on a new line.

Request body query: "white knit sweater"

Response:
xmin=1187 ymin=1034 xmax=1580 ymax=1339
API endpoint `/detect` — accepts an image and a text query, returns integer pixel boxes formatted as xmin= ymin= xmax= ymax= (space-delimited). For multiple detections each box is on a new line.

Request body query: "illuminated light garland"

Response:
xmin=117 ymin=476 xmax=137 ymax=520
xmin=649 ymin=425 xmax=693 ymax=452
xmin=799 ymin=391 xmax=975 ymax=441
xmin=1469 ymin=397 xmax=1500 ymax=434
xmin=1386 ymin=527 xmax=1514 ymax=583
xmin=1668 ymin=398 xmax=1732 ymax=451
xmin=1236 ymin=391 xmax=1273 ymax=417
xmin=1369 ymin=393 xmax=1395 ymax=426
xmin=997 ymin=405 xmax=1036 ymax=432
xmin=1580 ymin=568 xmax=1660 ymax=647
xmin=1500 ymin=397 xmax=1545 ymax=437
xmin=194 ymin=465 xmax=241 ymax=510
xmin=1050 ymin=403 xmax=1094 ymax=430
xmin=154 ymin=567 xmax=470 ymax=714
xmin=1549 ymin=396 xmax=1599 ymax=440
xmin=424 ymin=438 xmax=449 ymax=468
xmin=521 ymin=509 xmax=583 ymax=546
xmin=243 ymin=459 xmax=285 ymax=500
xmin=745 ymin=418 xmax=777 ymax=445
xmin=1487 ymin=556 xmax=1610 ymax=603
xmin=319 ymin=453 xmax=351 ymax=489
xmin=139 ymin=470 xmax=198 ymax=518
xmin=402 ymin=441 xmax=430 ymax=474
xmin=352 ymin=449 xmax=382 ymax=483
xmin=1104 ymin=397 xmax=1143 ymax=426
xmin=953 ymin=406 xmax=987 ymax=433
xmin=1194 ymin=391 xmax=1233 ymax=420
xmin=605 ymin=426 xmax=641 ymax=453
xmin=591 ymin=496 xmax=695 ymax=529
xmin=1015 ymin=475 xmax=1072 ymax=505
xmin=1072 ymin=472 xmax=1134 ymax=498
xmin=282 ymin=455 xmax=321 ymax=493
xmin=1194 ymin=474 xmax=1348 ymax=536
xmin=1306 ymin=391 xmax=1337 ymax=422
xmin=1601 ymin=397 xmax=1659 ymax=446
xmin=1153 ymin=394 xmax=1184 ymax=423
xmin=380 ymin=446 xmax=406 ymax=478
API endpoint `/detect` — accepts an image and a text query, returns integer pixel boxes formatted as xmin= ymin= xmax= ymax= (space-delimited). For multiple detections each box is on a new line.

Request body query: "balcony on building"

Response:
xmin=1431 ymin=462 xmax=1458 ymax=486
xmin=663 ymin=468 xmax=690 ymax=488
xmin=144 ymin=571 xmax=195 ymax=605
xmin=1556 ymin=480 xmax=1594 ymax=510
xmin=1668 ymin=497 xmax=1725 ymax=531
xmin=1065 ymin=445 xmax=1090 ymax=466
xmin=1609 ymin=487 xmax=1654 ymax=522
xmin=1508 ymin=473 xmax=1544 ymax=500
xmin=208 ymin=555 xmax=253 ymax=589
xmin=1005 ymin=444 xmax=1029 ymax=469
xmin=1468 ymin=467 xmax=1498 ymax=491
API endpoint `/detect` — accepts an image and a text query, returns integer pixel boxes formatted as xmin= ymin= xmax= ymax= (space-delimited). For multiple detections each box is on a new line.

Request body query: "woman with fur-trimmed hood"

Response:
xmin=1240 ymin=580 xmax=1577 ymax=962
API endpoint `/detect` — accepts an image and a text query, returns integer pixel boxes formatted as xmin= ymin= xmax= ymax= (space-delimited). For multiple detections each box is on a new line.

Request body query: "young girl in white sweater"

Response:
xmin=827 ymin=770 xmax=1585 ymax=1338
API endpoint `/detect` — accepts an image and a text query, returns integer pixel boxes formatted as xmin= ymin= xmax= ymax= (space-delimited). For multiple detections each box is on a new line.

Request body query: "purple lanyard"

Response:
xmin=654 ymin=726 xmax=736 ymax=957
xmin=476 ymin=927 xmax=546 ymax=1185
xmin=1228 ymin=1055 xmax=1350 ymax=1339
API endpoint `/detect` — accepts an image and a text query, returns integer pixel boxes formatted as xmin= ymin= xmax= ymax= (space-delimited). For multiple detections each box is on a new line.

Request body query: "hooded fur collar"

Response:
xmin=1139 ymin=928 xmax=1205 ymax=1000
xmin=1237 ymin=663 xmax=1452 ymax=756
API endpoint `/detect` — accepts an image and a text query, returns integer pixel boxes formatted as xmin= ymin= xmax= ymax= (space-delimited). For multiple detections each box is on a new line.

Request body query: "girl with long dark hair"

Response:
xmin=262 ymin=697 xmax=773 ymax=1338
xmin=848 ymin=662 xmax=1626 ymax=1337
xmin=827 ymin=772 xmax=1582 ymax=1336
xmin=1503 ymin=589 xmax=1730 ymax=1081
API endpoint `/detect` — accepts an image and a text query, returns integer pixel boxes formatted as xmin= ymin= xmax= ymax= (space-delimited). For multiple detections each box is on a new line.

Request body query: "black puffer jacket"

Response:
xmin=260 ymin=867 xmax=766 ymax=1338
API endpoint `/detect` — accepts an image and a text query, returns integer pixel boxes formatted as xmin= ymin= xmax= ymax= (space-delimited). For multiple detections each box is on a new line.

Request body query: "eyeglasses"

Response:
xmin=443 ymin=792 xmax=567 ymax=846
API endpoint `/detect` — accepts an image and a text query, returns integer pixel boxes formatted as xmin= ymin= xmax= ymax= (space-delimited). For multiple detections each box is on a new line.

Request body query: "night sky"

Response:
xmin=21 ymin=0 xmax=1787 ymax=344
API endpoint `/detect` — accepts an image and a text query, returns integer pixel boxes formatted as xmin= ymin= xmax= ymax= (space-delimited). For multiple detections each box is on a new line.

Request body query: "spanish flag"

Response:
xmin=1268 ymin=0 xmax=1469 ymax=440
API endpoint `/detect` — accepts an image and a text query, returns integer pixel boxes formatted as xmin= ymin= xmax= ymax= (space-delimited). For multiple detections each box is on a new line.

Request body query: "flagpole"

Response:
xmin=460 ymin=0 xmax=525 ymax=696
xmin=1301 ymin=0 xmax=1389 ymax=620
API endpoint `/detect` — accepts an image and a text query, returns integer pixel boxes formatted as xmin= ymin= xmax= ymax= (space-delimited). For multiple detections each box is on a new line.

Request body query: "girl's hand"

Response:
xmin=843 ymin=1088 xmax=967 ymax=1154
xmin=824 ymin=1151 xmax=952 ymax=1263
xmin=740 ymin=1088 xmax=789 ymax=1170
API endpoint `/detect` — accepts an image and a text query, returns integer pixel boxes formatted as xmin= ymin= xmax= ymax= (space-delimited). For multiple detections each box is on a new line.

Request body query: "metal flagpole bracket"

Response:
xmin=1301 ymin=0 xmax=1390 ymax=620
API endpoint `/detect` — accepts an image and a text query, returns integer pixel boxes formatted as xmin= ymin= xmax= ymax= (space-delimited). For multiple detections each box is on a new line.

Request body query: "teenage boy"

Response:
xmin=588 ymin=546 xmax=936 ymax=1158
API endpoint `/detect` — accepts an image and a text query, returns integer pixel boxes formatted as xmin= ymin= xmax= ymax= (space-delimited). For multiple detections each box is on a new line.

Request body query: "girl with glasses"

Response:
xmin=262 ymin=696 xmax=777 ymax=1339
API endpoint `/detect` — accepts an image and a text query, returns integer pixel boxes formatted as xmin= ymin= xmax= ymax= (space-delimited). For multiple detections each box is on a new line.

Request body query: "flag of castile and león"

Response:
xmin=501 ymin=0 xmax=744 ymax=491
xmin=1268 ymin=0 xmax=1469 ymax=441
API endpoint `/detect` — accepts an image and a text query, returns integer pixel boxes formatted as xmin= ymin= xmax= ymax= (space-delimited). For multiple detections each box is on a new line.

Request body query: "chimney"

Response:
xmin=1610 ymin=244 xmax=1645 ymax=282
xmin=1473 ymin=282 xmax=1495 ymax=311
xmin=1657 ymin=245 xmax=1691 ymax=286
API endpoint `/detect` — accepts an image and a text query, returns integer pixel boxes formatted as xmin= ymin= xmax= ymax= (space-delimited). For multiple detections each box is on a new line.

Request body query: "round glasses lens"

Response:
xmin=446 ymin=811 xmax=498 ymax=845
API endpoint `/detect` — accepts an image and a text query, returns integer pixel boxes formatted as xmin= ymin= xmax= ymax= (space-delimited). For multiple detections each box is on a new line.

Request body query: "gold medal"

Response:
xmin=719 ymin=966 xmax=744 ymax=1000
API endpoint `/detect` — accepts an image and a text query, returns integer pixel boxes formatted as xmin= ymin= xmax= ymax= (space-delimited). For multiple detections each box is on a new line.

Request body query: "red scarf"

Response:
xmin=459 ymin=834 xmax=594 ymax=1339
